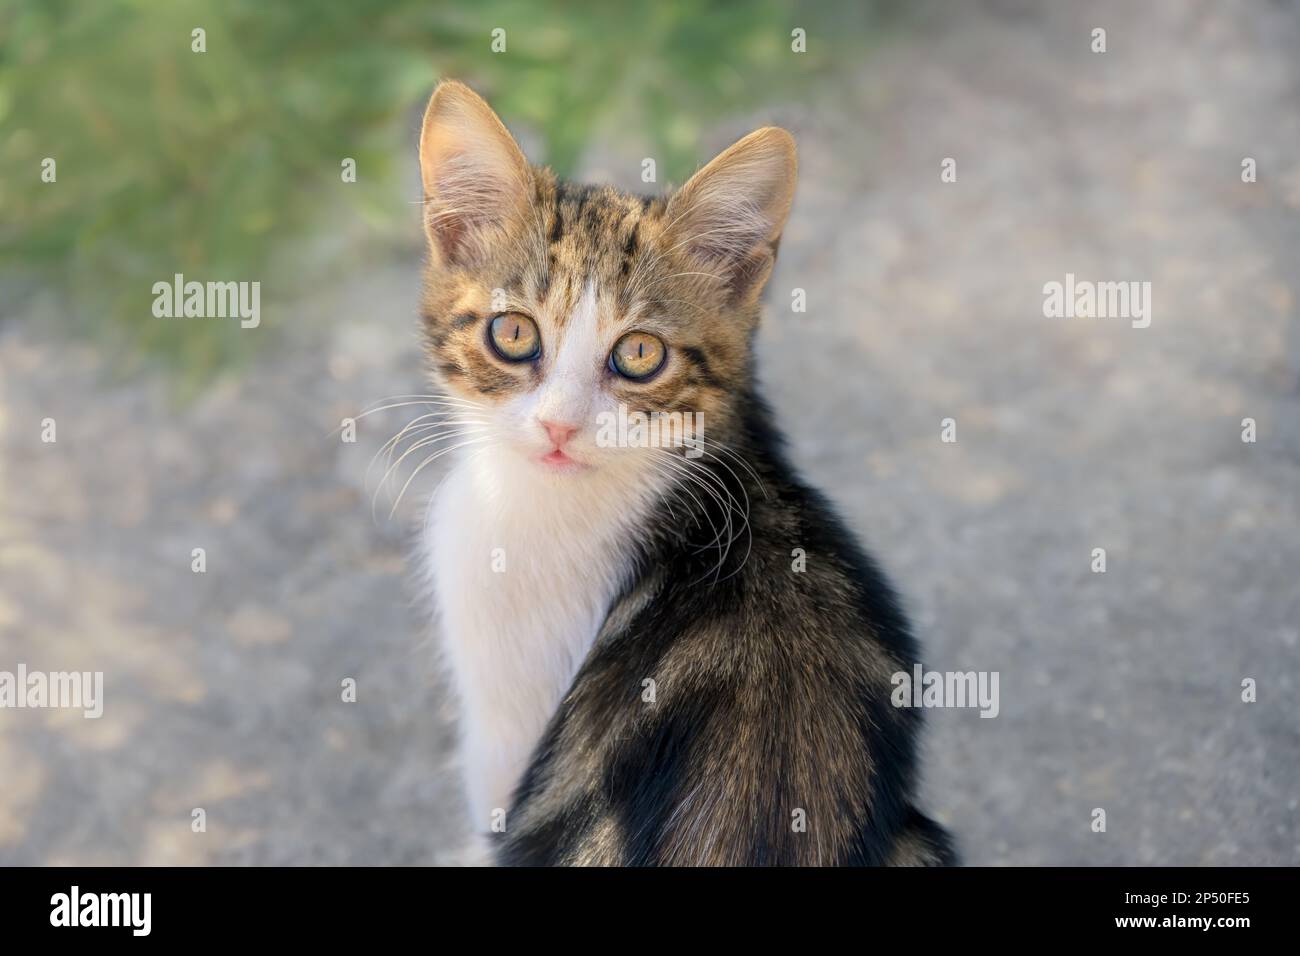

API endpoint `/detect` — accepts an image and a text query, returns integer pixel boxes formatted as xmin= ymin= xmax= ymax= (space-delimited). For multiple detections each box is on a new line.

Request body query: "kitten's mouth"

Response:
xmin=539 ymin=448 xmax=588 ymax=471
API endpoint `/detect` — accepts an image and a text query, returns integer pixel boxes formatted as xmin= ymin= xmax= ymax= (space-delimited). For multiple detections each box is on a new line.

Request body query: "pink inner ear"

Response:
xmin=678 ymin=196 xmax=777 ymax=299
xmin=684 ymin=191 xmax=773 ymax=258
xmin=425 ymin=148 xmax=525 ymax=266
xmin=724 ymin=249 xmax=774 ymax=299
xmin=428 ymin=205 xmax=469 ymax=264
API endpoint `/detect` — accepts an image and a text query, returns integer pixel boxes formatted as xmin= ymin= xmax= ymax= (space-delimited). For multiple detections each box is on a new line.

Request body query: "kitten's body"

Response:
xmin=415 ymin=81 xmax=954 ymax=866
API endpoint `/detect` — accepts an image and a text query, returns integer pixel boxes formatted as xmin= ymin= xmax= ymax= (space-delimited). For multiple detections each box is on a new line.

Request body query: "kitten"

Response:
xmin=416 ymin=81 xmax=954 ymax=866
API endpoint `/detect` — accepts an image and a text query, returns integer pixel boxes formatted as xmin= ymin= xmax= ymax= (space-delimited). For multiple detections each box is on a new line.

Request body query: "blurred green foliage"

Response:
xmin=0 ymin=0 xmax=891 ymax=388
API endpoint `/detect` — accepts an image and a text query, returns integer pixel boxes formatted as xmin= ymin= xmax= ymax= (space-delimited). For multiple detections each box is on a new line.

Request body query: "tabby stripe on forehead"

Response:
xmin=572 ymin=187 xmax=589 ymax=226
xmin=540 ymin=254 xmax=554 ymax=298
xmin=620 ymin=223 xmax=639 ymax=277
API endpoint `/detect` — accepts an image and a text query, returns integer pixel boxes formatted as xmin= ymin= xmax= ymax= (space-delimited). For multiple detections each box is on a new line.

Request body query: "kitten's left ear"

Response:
xmin=663 ymin=127 xmax=797 ymax=303
xmin=418 ymin=80 xmax=534 ymax=267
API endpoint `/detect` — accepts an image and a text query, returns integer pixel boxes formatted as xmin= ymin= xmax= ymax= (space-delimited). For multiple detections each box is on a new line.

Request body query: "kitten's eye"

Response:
xmin=488 ymin=313 xmax=541 ymax=362
xmin=609 ymin=331 xmax=666 ymax=380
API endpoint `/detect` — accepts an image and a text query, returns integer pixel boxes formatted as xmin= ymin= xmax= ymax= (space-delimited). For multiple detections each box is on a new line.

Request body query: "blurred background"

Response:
xmin=1 ymin=0 xmax=1297 ymax=864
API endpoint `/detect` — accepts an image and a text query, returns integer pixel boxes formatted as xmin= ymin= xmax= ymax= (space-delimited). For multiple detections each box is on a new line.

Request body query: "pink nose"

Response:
xmin=540 ymin=420 xmax=578 ymax=448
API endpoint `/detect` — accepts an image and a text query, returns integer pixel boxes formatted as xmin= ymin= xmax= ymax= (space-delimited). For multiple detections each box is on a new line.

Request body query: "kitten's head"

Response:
xmin=417 ymin=80 xmax=795 ymax=481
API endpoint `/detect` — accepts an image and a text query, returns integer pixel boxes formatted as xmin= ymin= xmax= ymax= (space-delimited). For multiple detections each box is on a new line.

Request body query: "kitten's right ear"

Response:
xmin=418 ymin=80 xmax=533 ymax=267
xmin=662 ymin=126 xmax=797 ymax=304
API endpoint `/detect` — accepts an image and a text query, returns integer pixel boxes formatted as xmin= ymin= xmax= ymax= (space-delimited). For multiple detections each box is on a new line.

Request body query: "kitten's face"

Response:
xmin=417 ymin=82 xmax=795 ymax=480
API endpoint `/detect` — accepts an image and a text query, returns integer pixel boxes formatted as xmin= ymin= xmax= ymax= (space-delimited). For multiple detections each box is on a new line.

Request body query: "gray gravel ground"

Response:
xmin=1 ymin=0 xmax=1297 ymax=864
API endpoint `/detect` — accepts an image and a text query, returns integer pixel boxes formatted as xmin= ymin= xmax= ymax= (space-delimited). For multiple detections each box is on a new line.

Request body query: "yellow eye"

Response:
xmin=610 ymin=331 xmax=666 ymax=380
xmin=488 ymin=313 xmax=541 ymax=362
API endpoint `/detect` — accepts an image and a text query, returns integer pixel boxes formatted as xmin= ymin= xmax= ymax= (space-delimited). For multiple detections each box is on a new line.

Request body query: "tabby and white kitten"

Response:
xmin=415 ymin=81 xmax=954 ymax=866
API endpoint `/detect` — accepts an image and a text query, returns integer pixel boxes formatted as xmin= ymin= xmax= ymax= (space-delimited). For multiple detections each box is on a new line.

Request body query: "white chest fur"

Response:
xmin=424 ymin=447 xmax=656 ymax=830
